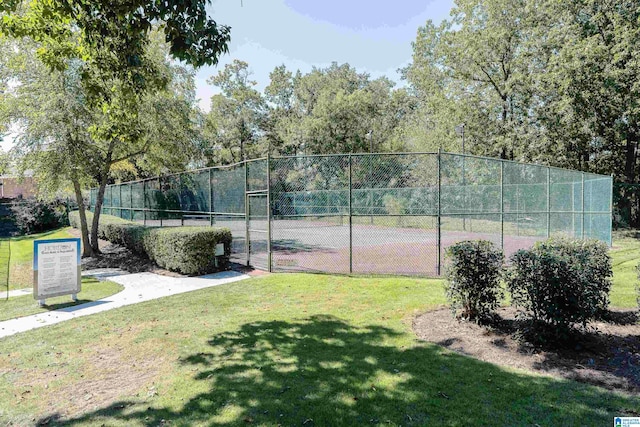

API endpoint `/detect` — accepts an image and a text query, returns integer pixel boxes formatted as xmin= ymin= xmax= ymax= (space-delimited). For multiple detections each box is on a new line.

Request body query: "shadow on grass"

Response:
xmin=44 ymin=315 xmax=638 ymax=426
xmin=38 ymin=300 xmax=94 ymax=311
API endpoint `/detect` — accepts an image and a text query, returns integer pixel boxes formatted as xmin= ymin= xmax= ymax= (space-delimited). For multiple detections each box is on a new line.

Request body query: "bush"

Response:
xmin=10 ymin=197 xmax=70 ymax=234
xmin=144 ymin=227 xmax=232 ymax=275
xmin=444 ymin=240 xmax=504 ymax=322
xmin=68 ymin=210 xmax=232 ymax=275
xmin=507 ymin=237 xmax=612 ymax=338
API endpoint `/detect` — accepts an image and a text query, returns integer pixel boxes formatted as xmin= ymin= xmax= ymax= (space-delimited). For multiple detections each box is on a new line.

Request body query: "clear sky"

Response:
xmin=196 ymin=0 xmax=454 ymax=111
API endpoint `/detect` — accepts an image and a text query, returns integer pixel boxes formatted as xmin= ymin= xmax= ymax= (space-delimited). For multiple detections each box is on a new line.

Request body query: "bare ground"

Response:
xmin=413 ymin=306 xmax=640 ymax=394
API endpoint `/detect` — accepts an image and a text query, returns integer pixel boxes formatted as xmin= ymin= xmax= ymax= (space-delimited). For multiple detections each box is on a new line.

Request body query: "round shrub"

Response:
xmin=507 ymin=237 xmax=612 ymax=338
xmin=444 ymin=240 xmax=504 ymax=322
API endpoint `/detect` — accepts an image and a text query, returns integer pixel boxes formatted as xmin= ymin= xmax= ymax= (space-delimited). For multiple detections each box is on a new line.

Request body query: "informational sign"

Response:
xmin=33 ymin=238 xmax=81 ymax=304
xmin=615 ymin=417 xmax=640 ymax=427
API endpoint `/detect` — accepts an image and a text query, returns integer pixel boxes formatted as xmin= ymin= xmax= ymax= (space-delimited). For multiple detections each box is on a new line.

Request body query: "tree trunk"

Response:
xmin=72 ymin=175 xmax=93 ymax=257
xmin=624 ymin=137 xmax=636 ymax=184
xmin=90 ymin=173 xmax=109 ymax=253
xmin=624 ymin=133 xmax=638 ymax=227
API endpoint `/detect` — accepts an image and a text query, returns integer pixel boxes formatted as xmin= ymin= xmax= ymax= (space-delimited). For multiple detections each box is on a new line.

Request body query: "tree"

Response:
xmin=1 ymin=34 xmax=202 ymax=255
xmin=1 ymin=0 xmax=230 ymax=252
xmin=203 ymin=60 xmax=267 ymax=164
xmin=263 ymin=62 xmax=413 ymax=156
xmin=404 ymin=0 xmax=536 ymax=159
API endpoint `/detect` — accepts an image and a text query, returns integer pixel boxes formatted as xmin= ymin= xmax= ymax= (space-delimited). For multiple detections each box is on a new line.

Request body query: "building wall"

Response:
xmin=0 ymin=177 xmax=37 ymax=199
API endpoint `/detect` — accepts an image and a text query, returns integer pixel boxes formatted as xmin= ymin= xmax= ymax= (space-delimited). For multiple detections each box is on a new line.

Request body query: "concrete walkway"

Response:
xmin=4 ymin=288 xmax=32 ymax=298
xmin=0 ymin=270 xmax=249 ymax=339
xmin=3 ymin=268 xmax=130 ymax=298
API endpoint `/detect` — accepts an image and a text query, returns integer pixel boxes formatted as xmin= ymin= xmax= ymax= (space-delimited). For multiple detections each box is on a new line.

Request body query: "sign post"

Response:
xmin=33 ymin=238 xmax=81 ymax=306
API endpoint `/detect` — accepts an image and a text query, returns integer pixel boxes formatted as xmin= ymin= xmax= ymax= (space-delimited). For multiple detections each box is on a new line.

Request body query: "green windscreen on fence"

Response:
xmin=88 ymin=153 xmax=613 ymax=276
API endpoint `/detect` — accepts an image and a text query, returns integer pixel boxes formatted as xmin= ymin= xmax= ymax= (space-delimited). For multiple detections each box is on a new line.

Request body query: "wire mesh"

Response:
xmin=270 ymin=155 xmax=350 ymax=273
xmin=89 ymin=152 xmax=613 ymax=276
xmin=350 ymin=154 xmax=438 ymax=275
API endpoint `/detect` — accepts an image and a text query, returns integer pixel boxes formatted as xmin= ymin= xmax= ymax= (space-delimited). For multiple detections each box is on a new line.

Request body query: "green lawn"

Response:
xmin=0 ymin=277 xmax=123 ymax=322
xmin=2 ymin=228 xmax=75 ymax=291
xmin=0 ymin=256 xmax=638 ymax=426
xmin=610 ymin=237 xmax=640 ymax=307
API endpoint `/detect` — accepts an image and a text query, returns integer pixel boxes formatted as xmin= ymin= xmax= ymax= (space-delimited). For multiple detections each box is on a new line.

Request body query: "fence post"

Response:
xmin=245 ymin=162 xmax=250 ymax=267
xmin=547 ymin=167 xmax=551 ymax=238
xmin=129 ymin=183 xmax=133 ymax=221
xmin=349 ymin=154 xmax=353 ymax=274
xmin=267 ymin=155 xmax=272 ymax=272
xmin=581 ymin=172 xmax=585 ymax=239
xmin=159 ymin=177 xmax=163 ymax=227
xmin=437 ymin=148 xmax=442 ymax=276
xmin=143 ymin=180 xmax=147 ymax=226
xmin=180 ymin=175 xmax=185 ymax=227
xmin=119 ymin=184 xmax=122 ymax=219
xmin=209 ymin=168 xmax=213 ymax=226
xmin=500 ymin=161 xmax=504 ymax=250
xmin=609 ymin=174 xmax=614 ymax=247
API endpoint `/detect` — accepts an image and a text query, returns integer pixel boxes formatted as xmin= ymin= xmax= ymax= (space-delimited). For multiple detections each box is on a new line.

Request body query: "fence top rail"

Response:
xmin=97 ymin=158 xmax=263 ymax=187
xmin=92 ymin=151 xmax=612 ymax=192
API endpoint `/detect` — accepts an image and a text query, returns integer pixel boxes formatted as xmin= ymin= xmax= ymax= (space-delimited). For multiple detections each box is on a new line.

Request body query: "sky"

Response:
xmin=1 ymin=0 xmax=454 ymax=151
xmin=195 ymin=0 xmax=454 ymax=111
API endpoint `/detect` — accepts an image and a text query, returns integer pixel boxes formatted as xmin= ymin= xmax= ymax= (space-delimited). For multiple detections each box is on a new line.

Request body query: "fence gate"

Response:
xmin=246 ymin=192 xmax=269 ymax=270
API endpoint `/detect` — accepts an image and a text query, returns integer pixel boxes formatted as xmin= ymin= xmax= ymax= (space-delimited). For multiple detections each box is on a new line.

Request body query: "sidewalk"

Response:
xmin=0 ymin=270 xmax=249 ymax=339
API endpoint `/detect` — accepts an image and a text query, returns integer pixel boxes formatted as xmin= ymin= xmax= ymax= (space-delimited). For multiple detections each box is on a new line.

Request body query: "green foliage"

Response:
xmin=507 ymin=237 xmax=613 ymax=338
xmin=144 ymin=227 xmax=232 ymax=275
xmin=444 ymin=240 xmax=504 ymax=321
xmin=68 ymin=210 xmax=129 ymax=240
xmin=10 ymin=197 xmax=69 ymax=235
xmin=68 ymin=211 xmax=231 ymax=275
xmin=0 ymin=0 xmax=230 ymax=81
xmin=402 ymin=0 xmax=640 ymax=210
xmin=203 ymin=60 xmax=267 ymax=164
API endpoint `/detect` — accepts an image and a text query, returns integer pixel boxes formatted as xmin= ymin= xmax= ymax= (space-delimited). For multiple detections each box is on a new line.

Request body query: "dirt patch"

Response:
xmin=30 ymin=323 xmax=174 ymax=421
xmin=59 ymin=344 xmax=165 ymax=415
xmin=67 ymin=227 xmax=177 ymax=276
xmin=413 ymin=306 xmax=640 ymax=394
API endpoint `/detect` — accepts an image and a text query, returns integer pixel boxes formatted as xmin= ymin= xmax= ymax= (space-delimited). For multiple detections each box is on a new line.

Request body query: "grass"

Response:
xmin=0 ymin=264 xmax=638 ymax=426
xmin=1 ymin=228 xmax=75 ymax=291
xmin=0 ymin=277 xmax=123 ymax=322
xmin=609 ymin=236 xmax=640 ymax=307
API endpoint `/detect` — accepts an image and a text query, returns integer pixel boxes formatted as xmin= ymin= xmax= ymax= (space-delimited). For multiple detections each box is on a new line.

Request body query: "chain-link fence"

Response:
xmin=89 ymin=152 xmax=613 ymax=276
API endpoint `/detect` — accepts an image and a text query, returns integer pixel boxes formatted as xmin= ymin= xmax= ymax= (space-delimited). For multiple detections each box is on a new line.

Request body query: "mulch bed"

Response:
xmin=413 ymin=306 xmax=640 ymax=394
xmin=67 ymin=228 xmax=181 ymax=276
xmin=68 ymin=228 xmax=261 ymax=277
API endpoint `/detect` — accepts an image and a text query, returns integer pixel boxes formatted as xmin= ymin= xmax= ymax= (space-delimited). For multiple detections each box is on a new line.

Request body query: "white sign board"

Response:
xmin=33 ymin=238 xmax=81 ymax=301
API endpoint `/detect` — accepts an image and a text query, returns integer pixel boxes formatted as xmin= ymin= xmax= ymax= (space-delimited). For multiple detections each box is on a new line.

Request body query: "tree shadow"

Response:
xmin=271 ymin=239 xmax=336 ymax=254
xmin=600 ymin=309 xmax=639 ymax=326
xmin=39 ymin=299 xmax=94 ymax=311
xmin=46 ymin=315 xmax=638 ymax=426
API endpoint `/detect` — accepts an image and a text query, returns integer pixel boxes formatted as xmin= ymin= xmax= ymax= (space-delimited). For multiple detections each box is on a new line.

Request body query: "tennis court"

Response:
xmin=92 ymin=152 xmax=612 ymax=277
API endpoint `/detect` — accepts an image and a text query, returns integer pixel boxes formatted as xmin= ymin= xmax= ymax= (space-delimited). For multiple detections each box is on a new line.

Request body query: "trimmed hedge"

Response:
xmin=69 ymin=211 xmax=232 ymax=275
xmin=144 ymin=227 xmax=232 ymax=275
